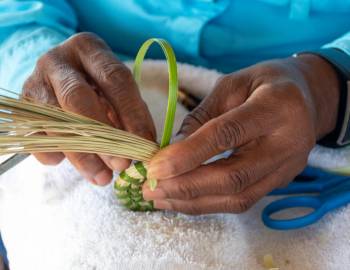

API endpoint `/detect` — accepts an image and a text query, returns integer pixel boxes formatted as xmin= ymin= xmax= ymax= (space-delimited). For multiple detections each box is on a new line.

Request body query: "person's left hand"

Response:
xmin=142 ymin=54 xmax=340 ymax=214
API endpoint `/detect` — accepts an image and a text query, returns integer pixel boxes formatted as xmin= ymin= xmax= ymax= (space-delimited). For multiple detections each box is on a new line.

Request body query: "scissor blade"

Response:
xmin=0 ymin=153 xmax=30 ymax=175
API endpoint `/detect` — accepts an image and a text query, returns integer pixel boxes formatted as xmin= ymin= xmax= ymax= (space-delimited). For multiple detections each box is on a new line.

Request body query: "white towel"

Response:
xmin=0 ymin=61 xmax=350 ymax=270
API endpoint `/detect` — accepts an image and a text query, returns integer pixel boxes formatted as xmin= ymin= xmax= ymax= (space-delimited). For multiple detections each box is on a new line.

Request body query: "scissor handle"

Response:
xmin=262 ymin=196 xmax=325 ymax=230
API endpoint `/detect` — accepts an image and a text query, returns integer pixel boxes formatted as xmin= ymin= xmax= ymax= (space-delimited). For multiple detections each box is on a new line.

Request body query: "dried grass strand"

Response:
xmin=0 ymin=89 xmax=159 ymax=162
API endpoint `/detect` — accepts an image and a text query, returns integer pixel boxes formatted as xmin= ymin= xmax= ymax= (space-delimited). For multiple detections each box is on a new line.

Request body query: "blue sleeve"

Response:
xmin=0 ymin=0 xmax=77 ymax=95
xmin=324 ymin=31 xmax=350 ymax=55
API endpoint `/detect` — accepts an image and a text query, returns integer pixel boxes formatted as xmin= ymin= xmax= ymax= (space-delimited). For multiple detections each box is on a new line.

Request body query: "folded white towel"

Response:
xmin=0 ymin=61 xmax=350 ymax=270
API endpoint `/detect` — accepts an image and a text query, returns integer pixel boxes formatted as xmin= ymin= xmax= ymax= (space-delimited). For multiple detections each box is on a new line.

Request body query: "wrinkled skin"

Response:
xmin=23 ymin=32 xmax=156 ymax=185
xmin=143 ymin=54 xmax=340 ymax=214
xmin=24 ymin=32 xmax=340 ymax=214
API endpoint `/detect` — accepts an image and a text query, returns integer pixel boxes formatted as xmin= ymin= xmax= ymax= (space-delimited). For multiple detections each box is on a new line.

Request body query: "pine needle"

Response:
xmin=0 ymin=39 xmax=177 ymax=164
xmin=0 ymin=92 xmax=159 ymax=162
xmin=0 ymin=38 xmax=179 ymax=212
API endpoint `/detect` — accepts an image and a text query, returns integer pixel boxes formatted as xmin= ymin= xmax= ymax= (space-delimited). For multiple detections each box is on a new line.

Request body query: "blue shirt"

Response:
xmin=0 ymin=0 xmax=350 ymax=92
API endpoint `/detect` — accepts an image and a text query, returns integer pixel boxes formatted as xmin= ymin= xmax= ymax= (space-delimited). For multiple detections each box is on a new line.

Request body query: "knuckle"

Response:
xmin=36 ymin=48 xmax=61 ymax=70
xmin=58 ymin=73 xmax=82 ymax=106
xmin=36 ymin=53 xmax=52 ymax=72
xmin=67 ymin=32 xmax=108 ymax=55
xmin=181 ymin=106 xmax=211 ymax=133
xmin=214 ymin=75 xmax=235 ymax=99
xmin=24 ymin=87 xmax=52 ymax=104
xmin=214 ymin=73 xmax=249 ymax=97
xmin=23 ymin=76 xmax=57 ymax=105
xmin=278 ymin=81 xmax=308 ymax=116
xmin=67 ymin=32 xmax=99 ymax=47
xmin=215 ymin=74 xmax=232 ymax=91
xmin=36 ymin=53 xmax=51 ymax=69
xmin=59 ymin=70 xmax=81 ymax=95
xmin=176 ymin=181 xmax=200 ymax=200
xmin=224 ymin=168 xmax=250 ymax=193
xmin=212 ymin=119 xmax=245 ymax=150
xmin=60 ymin=72 xmax=80 ymax=92
xmin=221 ymin=191 xmax=257 ymax=214
xmin=222 ymin=197 xmax=236 ymax=213
xmin=235 ymin=195 xmax=255 ymax=213
xmin=98 ymin=61 xmax=132 ymax=85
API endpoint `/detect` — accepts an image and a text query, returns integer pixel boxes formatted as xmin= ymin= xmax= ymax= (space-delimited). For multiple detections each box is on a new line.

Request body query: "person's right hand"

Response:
xmin=23 ymin=32 xmax=156 ymax=186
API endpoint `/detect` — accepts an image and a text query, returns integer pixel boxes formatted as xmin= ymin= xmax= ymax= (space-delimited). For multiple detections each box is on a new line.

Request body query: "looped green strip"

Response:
xmin=133 ymin=38 xmax=178 ymax=148
xmin=114 ymin=38 xmax=179 ymax=211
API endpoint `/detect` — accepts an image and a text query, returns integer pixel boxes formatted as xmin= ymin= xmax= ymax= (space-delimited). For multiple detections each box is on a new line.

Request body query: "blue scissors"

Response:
xmin=262 ymin=167 xmax=350 ymax=230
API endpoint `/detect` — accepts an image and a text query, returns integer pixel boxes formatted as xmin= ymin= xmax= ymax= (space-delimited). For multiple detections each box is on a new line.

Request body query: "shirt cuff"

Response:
xmin=323 ymin=32 xmax=350 ymax=56
xmin=307 ymin=33 xmax=350 ymax=173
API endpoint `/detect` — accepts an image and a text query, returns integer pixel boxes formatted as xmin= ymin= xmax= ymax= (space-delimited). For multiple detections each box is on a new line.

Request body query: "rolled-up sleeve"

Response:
xmin=324 ymin=31 xmax=350 ymax=55
xmin=0 ymin=0 xmax=77 ymax=94
xmin=308 ymin=31 xmax=350 ymax=174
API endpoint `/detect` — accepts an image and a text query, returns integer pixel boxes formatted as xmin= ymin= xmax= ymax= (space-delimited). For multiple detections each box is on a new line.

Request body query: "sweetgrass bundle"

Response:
xmin=0 ymin=38 xmax=179 ymax=211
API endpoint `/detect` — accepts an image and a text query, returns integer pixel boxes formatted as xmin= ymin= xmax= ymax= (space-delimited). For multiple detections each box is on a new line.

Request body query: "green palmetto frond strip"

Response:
xmin=114 ymin=38 xmax=178 ymax=211
xmin=0 ymin=38 xmax=179 ymax=212
xmin=133 ymin=38 xmax=178 ymax=148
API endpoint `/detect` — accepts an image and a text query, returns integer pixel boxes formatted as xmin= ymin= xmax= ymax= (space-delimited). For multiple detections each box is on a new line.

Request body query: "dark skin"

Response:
xmin=23 ymin=33 xmax=156 ymax=185
xmin=24 ymin=32 xmax=340 ymax=214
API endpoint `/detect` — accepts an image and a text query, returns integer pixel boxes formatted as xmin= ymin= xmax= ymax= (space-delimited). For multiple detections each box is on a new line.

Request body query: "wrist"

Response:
xmin=290 ymin=54 xmax=341 ymax=140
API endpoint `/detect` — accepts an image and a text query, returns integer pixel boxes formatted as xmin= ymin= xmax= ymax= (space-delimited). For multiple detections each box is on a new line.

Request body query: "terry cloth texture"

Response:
xmin=0 ymin=61 xmax=350 ymax=270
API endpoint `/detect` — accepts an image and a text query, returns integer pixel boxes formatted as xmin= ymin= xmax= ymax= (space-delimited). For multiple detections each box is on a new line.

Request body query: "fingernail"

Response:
xmin=142 ymin=185 xmax=166 ymax=201
xmin=153 ymin=199 xmax=172 ymax=210
xmin=147 ymin=160 xmax=164 ymax=180
xmin=148 ymin=159 xmax=176 ymax=180
xmin=94 ymin=169 xmax=112 ymax=186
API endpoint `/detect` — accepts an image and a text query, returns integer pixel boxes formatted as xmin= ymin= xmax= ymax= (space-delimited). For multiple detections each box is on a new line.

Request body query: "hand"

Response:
xmin=143 ymin=55 xmax=340 ymax=214
xmin=23 ymin=32 xmax=156 ymax=185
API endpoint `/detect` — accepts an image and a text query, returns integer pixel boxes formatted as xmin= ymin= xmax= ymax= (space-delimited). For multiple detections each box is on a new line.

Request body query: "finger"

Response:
xmin=100 ymin=154 xmax=130 ymax=172
xmin=97 ymin=94 xmax=121 ymax=128
xmin=65 ymin=152 xmax=113 ymax=186
xmin=46 ymin=60 xmax=128 ymax=174
xmin=153 ymin=157 xmax=306 ymax=215
xmin=44 ymin=60 xmax=119 ymax=180
xmin=70 ymin=33 xmax=156 ymax=141
xmin=148 ymin=100 xmax=282 ymax=179
xmin=23 ymin=73 xmax=65 ymax=165
xmin=179 ymin=73 xmax=250 ymax=137
xmin=143 ymin=137 xmax=290 ymax=200
xmin=33 ymin=152 xmax=65 ymax=165
xmin=96 ymin=94 xmax=130 ymax=170
xmin=46 ymin=63 xmax=112 ymax=124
